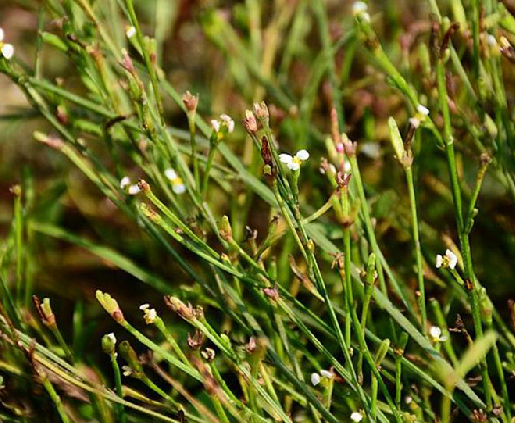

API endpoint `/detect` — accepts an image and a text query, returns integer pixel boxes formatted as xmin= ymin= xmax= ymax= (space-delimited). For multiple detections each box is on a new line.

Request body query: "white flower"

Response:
xmin=405 ymin=396 xmax=413 ymax=404
xmin=122 ymin=366 xmax=132 ymax=377
xmin=211 ymin=119 xmax=220 ymax=132
xmin=140 ymin=304 xmax=157 ymax=324
xmin=296 ymin=149 xmax=310 ymax=161
xmin=344 ymin=160 xmax=351 ymax=173
xmin=163 ymin=168 xmax=186 ymax=195
xmin=128 ymin=184 xmax=140 ymax=195
xmin=411 ymin=105 xmax=429 ymax=129
xmin=429 ymin=326 xmax=447 ymax=342
xmin=487 ymin=34 xmax=497 ymax=47
xmin=212 ymin=114 xmax=235 ymax=133
xmin=0 ymin=29 xmax=14 ymax=60
xmin=310 ymin=372 xmax=321 ymax=386
xmin=164 ymin=169 xmax=177 ymax=181
xmin=106 ymin=333 xmax=116 ymax=344
xmin=143 ymin=308 xmax=157 ymax=324
xmin=126 ymin=26 xmax=136 ymax=39
xmin=1 ymin=44 xmax=14 ymax=60
xmin=352 ymin=2 xmax=368 ymax=16
xmin=120 ymin=176 xmax=131 ymax=189
xmin=320 ymin=369 xmax=333 ymax=379
xmin=350 ymin=411 xmax=363 ymax=422
xmin=220 ymin=114 xmax=235 ymax=133
xmin=279 ymin=150 xmax=310 ymax=171
xmin=417 ymin=105 xmax=429 ymax=116
xmin=410 ymin=117 xmax=421 ymax=129
xmin=436 ymin=249 xmax=458 ymax=270
xmin=172 ymin=183 xmax=186 ymax=195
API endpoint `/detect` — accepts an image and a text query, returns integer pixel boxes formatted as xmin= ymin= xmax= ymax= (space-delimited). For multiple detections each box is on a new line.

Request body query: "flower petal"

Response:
xmin=279 ymin=154 xmax=293 ymax=164
xmin=173 ymin=183 xmax=186 ymax=195
xmin=120 ymin=176 xmax=131 ymax=189
xmin=164 ymin=168 xmax=177 ymax=181
xmin=310 ymin=373 xmax=321 ymax=386
xmin=288 ymin=162 xmax=300 ymax=171
xmin=2 ymin=44 xmax=14 ymax=60
xmin=295 ymin=149 xmax=310 ymax=161
xmin=211 ymin=120 xmax=220 ymax=132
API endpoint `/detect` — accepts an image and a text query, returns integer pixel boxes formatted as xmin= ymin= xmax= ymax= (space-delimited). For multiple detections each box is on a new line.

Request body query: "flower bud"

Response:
xmin=33 ymin=296 xmax=56 ymax=329
xmin=96 ymin=291 xmax=125 ymax=324
xmin=220 ymin=215 xmax=233 ymax=242
xmin=243 ymin=109 xmax=258 ymax=134
xmin=182 ymin=91 xmax=199 ymax=114
xmin=253 ymin=101 xmax=269 ymax=127
xmin=102 ymin=333 xmax=117 ymax=355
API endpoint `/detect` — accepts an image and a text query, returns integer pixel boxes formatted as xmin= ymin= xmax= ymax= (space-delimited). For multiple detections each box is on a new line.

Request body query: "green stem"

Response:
xmin=436 ymin=54 xmax=493 ymax=411
xmin=125 ymin=0 xmax=164 ymax=120
xmin=42 ymin=377 xmax=71 ymax=423
xmin=405 ymin=167 xmax=426 ymax=332
xmin=52 ymin=327 xmax=74 ymax=364
xmin=110 ymin=352 xmax=127 ymax=423
xmin=154 ymin=317 xmax=190 ymax=366
xmin=202 ymin=143 xmax=219 ymax=198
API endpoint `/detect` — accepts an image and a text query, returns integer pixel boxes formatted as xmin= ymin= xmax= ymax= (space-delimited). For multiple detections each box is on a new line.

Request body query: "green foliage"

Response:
xmin=0 ymin=0 xmax=514 ymax=422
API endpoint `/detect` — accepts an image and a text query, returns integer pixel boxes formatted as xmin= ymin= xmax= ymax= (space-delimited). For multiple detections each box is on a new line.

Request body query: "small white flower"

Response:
xmin=296 ymin=149 xmax=310 ymax=161
xmin=172 ymin=183 xmax=186 ymax=195
xmin=122 ymin=365 xmax=132 ymax=377
xmin=310 ymin=372 xmax=321 ymax=386
xmin=107 ymin=333 xmax=117 ymax=344
xmin=446 ymin=249 xmax=457 ymax=269
xmin=1 ymin=44 xmax=14 ymax=60
xmin=410 ymin=117 xmax=421 ymax=129
xmin=164 ymin=168 xmax=177 ymax=181
xmin=126 ymin=26 xmax=136 ymax=39
xmin=344 ymin=161 xmax=351 ymax=173
xmin=436 ymin=249 xmax=458 ymax=270
xmin=220 ymin=114 xmax=235 ymax=133
xmin=352 ymin=2 xmax=368 ymax=16
xmin=417 ymin=105 xmax=429 ymax=116
xmin=0 ymin=28 xmax=14 ymax=60
xmin=128 ymin=184 xmax=140 ymax=195
xmin=350 ymin=411 xmax=363 ymax=422
xmin=279 ymin=154 xmax=293 ymax=164
xmin=143 ymin=308 xmax=157 ymax=324
xmin=487 ymin=34 xmax=497 ymax=47
xmin=139 ymin=304 xmax=150 ymax=310
xmin=320 ymin=369 xmax=333 ymax=379
xmin=211 ymin=120 xmax=220 ymax=132
xmin=405 ymin=396 xmax=413 ymax=404
xmin=212 ymin=115 xmax=235 ymax=133
xmin=120 ymin=176 xmax=131 ymax=189
xmin=279 ymin=150 xmax=310 ymax=171
xmin=430 ymin=326 xmax=447 ymax=342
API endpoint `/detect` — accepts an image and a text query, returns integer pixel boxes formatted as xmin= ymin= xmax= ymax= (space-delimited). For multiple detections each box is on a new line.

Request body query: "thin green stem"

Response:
xmin=405 ymin=167 xmax=426 ymax=332
xmin=110 ymin=352 xmax=127 ymax=423
xmin=436 ymin=53 xmax=493 ymax=411
xmin=124 ymin=0 xmax=164 ymax=119
xmin=42 ymin=377 xmax=71 ymax=423
xmin=202 ymin=143 xmax=218 ymax=198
